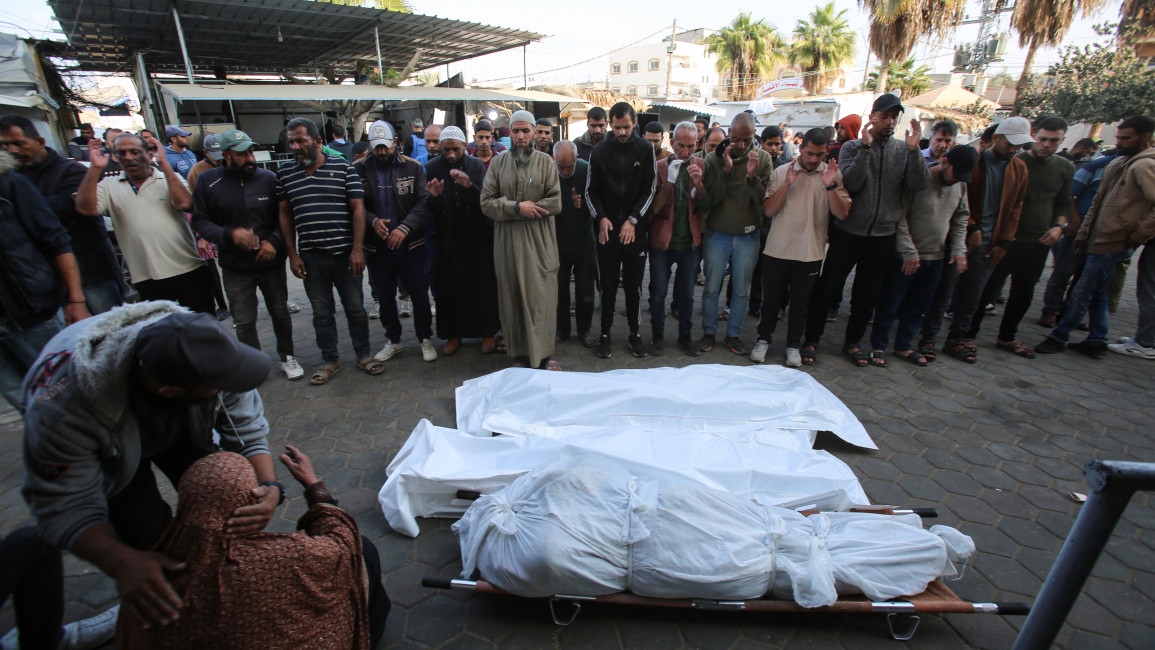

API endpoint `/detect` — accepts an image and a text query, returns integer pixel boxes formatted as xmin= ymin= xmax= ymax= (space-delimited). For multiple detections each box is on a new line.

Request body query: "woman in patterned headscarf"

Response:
xmin=116 ymin=448 xmax=390 ymax=649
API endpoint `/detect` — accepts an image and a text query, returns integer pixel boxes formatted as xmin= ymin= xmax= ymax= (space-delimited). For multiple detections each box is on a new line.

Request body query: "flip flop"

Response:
xmin=309 ymin=362 xmax=341 ymax=385
xmin=895 ymin=350 xmax=930 ymax=366
xmin=540 ymin=358 xmax=562 ymax=371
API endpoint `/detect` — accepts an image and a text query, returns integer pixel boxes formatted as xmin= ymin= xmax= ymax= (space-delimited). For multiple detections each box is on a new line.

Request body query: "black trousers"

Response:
xmin=107 ymin=439 xmax=209 ymax=551
xmin=361 ymin=535 xmax=391 ymax=649
xmin=0 ymin=527 xmax=64 ymax=649
xmin=803 ymin=228 xmax=895 ymax=349
xmin=557 ymin=251 xmax=596 ymax=336
xmin=967 ymin=241 xmax=1050 ymax=341
xmin=758 ymin=255 xmax=821 ymax=348
xmin=134 ymin=265 xmax=217 ymax=315
xmin=597 ymin=242 xmax=647 ymax=334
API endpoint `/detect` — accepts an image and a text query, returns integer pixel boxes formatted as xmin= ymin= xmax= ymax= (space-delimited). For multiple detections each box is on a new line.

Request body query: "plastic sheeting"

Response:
xmin=454 ymin=457 xmax=974 ymax=606
xmin=455 ymin=365 xmax=876 ymax=450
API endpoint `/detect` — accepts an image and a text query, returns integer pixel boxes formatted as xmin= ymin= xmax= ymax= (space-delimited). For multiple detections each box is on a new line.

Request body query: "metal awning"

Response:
xmin=158 ymin=83 xmax=586 ymax=105
xmin=47 ymin=0 xmax=544 ymax=78
xmin=650 ymin=100 xmax=726 ymax=117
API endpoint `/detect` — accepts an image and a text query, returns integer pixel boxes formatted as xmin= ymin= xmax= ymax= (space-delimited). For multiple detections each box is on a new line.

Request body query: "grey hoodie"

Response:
xmin=836 ymin=135 xmax=930 ymax=237
xmin=21 ymin=301 xmax=270 ymax=550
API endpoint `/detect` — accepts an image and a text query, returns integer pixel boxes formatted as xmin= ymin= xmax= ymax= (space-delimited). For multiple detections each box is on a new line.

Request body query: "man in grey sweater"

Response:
xmin=800 ymin=94 xmax=929 ymax=367
xmin=871 ymin=145 xmax=977 ymax=365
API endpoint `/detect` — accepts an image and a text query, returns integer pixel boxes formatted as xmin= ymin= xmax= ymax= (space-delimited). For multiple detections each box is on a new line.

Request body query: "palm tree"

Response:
xmin=315 ymin=0 xmax=414 ymax=11
xmin=859 ymin=0 xmax=966 ymax=94
xmin=1010 ymin=0 xmax=1109 ymax=115
xmin=706 ymin=12 xmax=788 ymax=101
xmin=790 ymin=2 xmax=857 ymax=94
xmin=866 ymin=57 xmax=934 ymax=96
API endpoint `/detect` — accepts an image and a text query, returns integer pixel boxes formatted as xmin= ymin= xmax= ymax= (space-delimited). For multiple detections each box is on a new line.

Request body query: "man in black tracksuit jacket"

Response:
xmin=585 ymin=102 xmax=657 ymax=358
xmin=190 ymin=130 xmax=297 ymax=374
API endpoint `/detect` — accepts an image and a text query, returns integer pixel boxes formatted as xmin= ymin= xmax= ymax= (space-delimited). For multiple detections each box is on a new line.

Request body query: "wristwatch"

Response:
xmin=513 ymin=201 xmax=521 ymax=216
xmin=824 ymin=183 xmax=838 ymax=191
xmin=260 ymin=480 xmax=286 ymax=506
xmin=628 ymin=216 xmax=638 ymax=226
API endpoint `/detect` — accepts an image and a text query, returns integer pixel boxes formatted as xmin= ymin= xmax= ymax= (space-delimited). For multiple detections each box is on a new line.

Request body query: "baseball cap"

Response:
xmin=218 ymin=129 xmax=255 ymax=153
xmin=871 ymin=94 xmax=904 ymax=114
xmin=165 ymin=125 xmax=192 ymax=138
xmin=944 ymin=144 xmax=979 ymax=183
xmin=995 ymin=116 xmax=1033 ymax=146
xmin=412 ymin=119 xmax=424 ymax=129
xmin=368 ymin=120 xmax=396 ymax=147
xmin=202 ymin=134 xmax=223 ymax=161
xmin=136 ymin=312 xmax=272 ymax=392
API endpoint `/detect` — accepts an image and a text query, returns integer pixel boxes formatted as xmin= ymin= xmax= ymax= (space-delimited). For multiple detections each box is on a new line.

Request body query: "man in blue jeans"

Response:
xmin=649 ymin=122 xmax=711 ymax=357
xmin=277 ymin=117 xmax=378 ymax=384
xmin=1038 ymin=116 xmax=1155 ymax=357
xmin=698 ymin=112 xmax=774 ymax=355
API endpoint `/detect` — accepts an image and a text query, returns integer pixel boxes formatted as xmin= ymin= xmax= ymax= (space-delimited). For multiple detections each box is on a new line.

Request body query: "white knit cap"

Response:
xmin=510 ymin=110 xmax=535 ymax=126
xmin=440 ymin=126 xmax=466 ymax=143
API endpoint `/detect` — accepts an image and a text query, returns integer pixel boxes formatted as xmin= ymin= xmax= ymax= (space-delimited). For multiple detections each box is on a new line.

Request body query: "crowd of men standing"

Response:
xmin=0 ymin=100 xmax=1153 ymax=405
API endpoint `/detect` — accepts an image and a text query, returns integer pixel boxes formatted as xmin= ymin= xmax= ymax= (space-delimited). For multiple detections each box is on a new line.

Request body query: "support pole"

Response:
xmin=522 ymin=45 xmax=528 ymax=90
xmin=665 ymin=20 xmax=676 ymax=100
xmin=171 ymin=7 xmax=195 ymax=84
xmin=375 ymin=25 xmax=384 ymax=84
xmin=134 ymin=51 xmax=159 ymax=133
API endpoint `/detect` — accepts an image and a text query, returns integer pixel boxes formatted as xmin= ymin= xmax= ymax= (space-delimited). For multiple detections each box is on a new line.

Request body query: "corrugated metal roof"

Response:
xmin=650 ymin=100 xmax=726 ymax=117
xmin=158 ymin=82 xmax=586 ymax=105
xmin=47 ymin=0 xmax=543 ymax=78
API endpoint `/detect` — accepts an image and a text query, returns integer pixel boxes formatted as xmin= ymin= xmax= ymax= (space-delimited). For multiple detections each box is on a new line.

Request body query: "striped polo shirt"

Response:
xmin=276 ymin=155 xmax=364 ymax=254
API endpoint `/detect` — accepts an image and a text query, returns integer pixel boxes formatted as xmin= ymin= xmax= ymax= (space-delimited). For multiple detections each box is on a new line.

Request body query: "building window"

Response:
xmin=612 ymin=87 xmax=622 ymax=94
xmin=611 ymin=63 xmax=621 ymax=75
xmin=626 ymin=85 xmax=637 ymax=95
xmin=648 ymin=85 xmax=659 ymax=96
xmin=649 ymin=59 xmax=660 ymax=71
xmin=628 ymin=61 xmax=638 ymax=73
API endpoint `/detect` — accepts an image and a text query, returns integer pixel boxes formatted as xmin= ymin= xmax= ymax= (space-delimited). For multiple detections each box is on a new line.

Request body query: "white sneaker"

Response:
xmin=1107 ymin=340 xmax=1155 ymax=360
xmin=420 ymin=338 xmax=438 ymax=362
xmin=286 ymin=301 xmax=300 ymax=313
xmin=785 ymin=347 xmax=803 ymax=367
xmin=374 ymin=341 xmax=404 ymax=362
xmin=749 ymin=339 xmax=769 ymax=363
xmin=1118 ymin=336 xmax=1133 ymax=344
xmin=369 ymin=301 xmax=380 ymax=319
xmin=59 ymin=604 xmax=120 ymax=650
xmin=398 ymin=299 xmax=412 ymax=317
xmin=281 ymin=355 xmax=304 ymax=380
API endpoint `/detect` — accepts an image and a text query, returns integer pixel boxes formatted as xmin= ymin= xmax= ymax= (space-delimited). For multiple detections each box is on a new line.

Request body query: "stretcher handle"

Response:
xmin=423 ymin=577 xmax=453 ymax=589
xmin=456 ymin=490 xmax=482 ymax=501
xmin=905 ymin=508 xmax=939 ymax=518
xmin=996 ymin=602 xmax=1031 ymax=615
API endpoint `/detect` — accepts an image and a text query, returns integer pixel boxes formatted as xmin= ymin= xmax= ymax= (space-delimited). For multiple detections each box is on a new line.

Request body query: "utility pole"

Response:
xmin=861 ymin=49 xmax=871 ymax=90
xmin=664 ymin=20 xmax=677 ymax=100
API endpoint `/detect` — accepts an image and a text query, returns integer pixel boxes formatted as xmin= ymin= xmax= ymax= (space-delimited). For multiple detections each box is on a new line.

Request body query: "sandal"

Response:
xmin=997 ymin=339 xmax=1036 ymax=359
xmin=309 ymin=362 xmax=341 ymax=385
xmin=801 ymin=345 xmax=817 ymax=366
xmin=917 ymin=340 xmax=937 ymax=362
xmin=843 ymin=346 xmax=869 ymax=368
xmin=581 ymin=333 xmax=598 ymax=349
xmin=495 ymin=336 xmax=507 ymax=354
xmin=356 ymin=357 xmax=385 ymax=375
xmin=480 ymin=337 xmax=497 ymax=354
xmin=869 ymin=350 xmax=887 ymax=367
xmin=895 ymin=350 xmax=929 ymax=366
xmin=540 ymin=357 xmax=562 ymax=371
xmin=944 ymin=339 xmax=977 ymax=364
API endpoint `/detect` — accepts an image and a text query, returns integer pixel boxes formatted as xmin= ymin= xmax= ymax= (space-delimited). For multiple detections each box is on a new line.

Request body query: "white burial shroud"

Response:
xmin=379 ymin=365 xmax=877 ymax=538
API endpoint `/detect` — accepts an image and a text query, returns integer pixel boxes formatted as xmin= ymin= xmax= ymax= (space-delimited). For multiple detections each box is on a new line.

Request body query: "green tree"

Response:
xmin=865 ymin=57 xmax=934 ymax=97
xmin=790 ymin=2 xmax=858 ymax=94
xmin=315 ymin=0 xmax=414 ymax=10
xmin=1017 ymin=24 xmax=1155 ymax=124
xmin=859 ymin=0 xmax=966 ymax=93
xmin=1010 ymin=0 xmax=1109 ymax=115
xmin=705 ymin=12 xmax=788 ymax=101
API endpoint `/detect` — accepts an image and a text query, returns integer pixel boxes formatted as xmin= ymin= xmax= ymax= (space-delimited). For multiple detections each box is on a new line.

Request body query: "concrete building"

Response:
xmin=608 ymin=28 xmax=720 ymax=102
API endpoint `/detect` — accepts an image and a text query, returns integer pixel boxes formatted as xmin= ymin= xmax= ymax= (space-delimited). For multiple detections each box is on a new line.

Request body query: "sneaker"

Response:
xmin=697 ymin=334 xmax=715 ymax=353
xmin=826 ymin=306 xmax=838 ymax=322
xmin=1037 ymin=310 xmax=1059 ymax=328
xmin=596 ymin=334 xmax=612 ymax=358
xmin=1108 ymin=340 xmax=1155 ymax=360
xmin=419 ymin=338 xmax=438 ymax=362
xmin=281 ymin=355 xmax=305 ymax=380
xmin=679 ymin=338 xmax=700 ymax=357
xmin=369 ymin=301 xmax=380 ymax=319
xmin=59 ymin=604 xmax=120 ymax=650
xmin=1069 ymin=340 xmax=1108 ymax=359
xmin=725 ymin=336 xmax=748 ymax=355
xmin=749 ymin=339 xmax=769 ymax=363
xmin=648 ymin=338 xmax=664 ymax=357
xmin=374 ymin=341 xmax=404 ymax=362
xmin=944 ymin=311 xmax=954 ymax=320
xmin=628 ymin=333 xmax=648 ymax=358
xmin=984 ymin=303 xmax=998 ymax=316
xmin=1118 ymin=336 xmax=1134 ymax=344
xmin=399 ymin=299 xmax=412 ymax=317
xmin=287 ymin=301 xmax=301 ymax=313
xmin=785 ymin=347 xmax=803 ymax=367
xmin=216 ymin=307 xmax=230 ymax=321
xmin=1034 ymin=338 xmax=1066 ymax=354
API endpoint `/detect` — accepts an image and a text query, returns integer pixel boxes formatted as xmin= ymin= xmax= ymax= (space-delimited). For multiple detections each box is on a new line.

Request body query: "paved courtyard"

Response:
xmin=2 ymin=268 xmax=1154 ymax=649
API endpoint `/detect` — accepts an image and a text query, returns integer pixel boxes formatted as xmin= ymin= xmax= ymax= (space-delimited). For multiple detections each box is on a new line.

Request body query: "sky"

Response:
xmin=5 ymin=0 xmax=1115 ymax=90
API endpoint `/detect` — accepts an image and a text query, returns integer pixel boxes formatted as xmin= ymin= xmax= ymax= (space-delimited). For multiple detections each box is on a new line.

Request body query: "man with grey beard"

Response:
xmin=481 ymin=110 xmax=562 ymax=370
